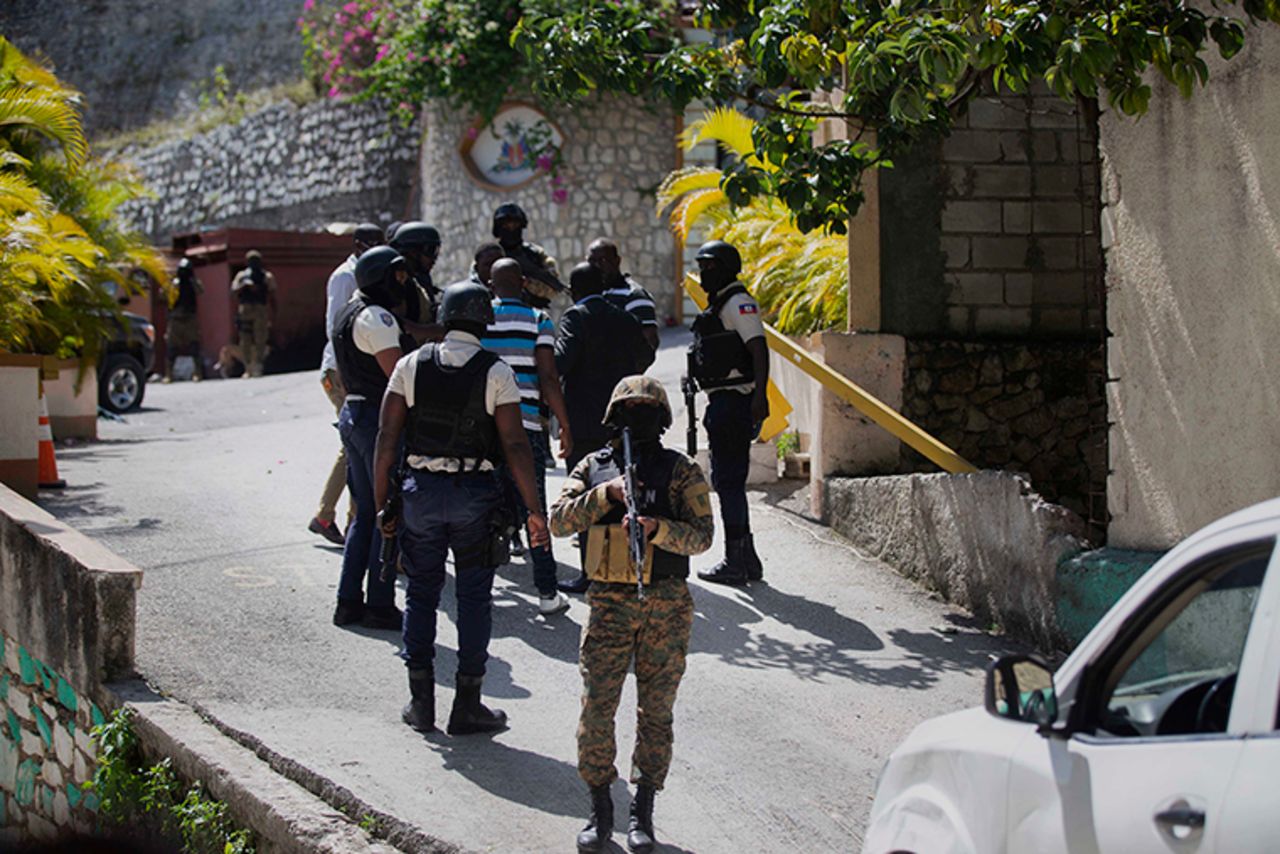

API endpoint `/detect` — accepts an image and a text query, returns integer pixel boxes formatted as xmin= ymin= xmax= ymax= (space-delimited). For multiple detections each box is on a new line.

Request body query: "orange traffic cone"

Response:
xmin=37 ymin=384 xmax=65 ymax=490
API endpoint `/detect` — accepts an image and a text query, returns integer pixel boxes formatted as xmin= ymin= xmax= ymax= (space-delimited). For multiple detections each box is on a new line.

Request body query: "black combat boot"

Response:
xmin=626 ymin=784 xmax=657 ymax=853
xmin=447 ymin=674 xmax=508 ymax=735
xmin=742 ymin=533 xmax=764 ymax=582
xmin=576 ymin=785 xmax=614 ymax=852
xmin=697 ymin=537 xmax=748 ymax=586
xmin=558 ymin=571 xmax=591 ymax=594
xmin=401 ymin=669 xmax=435 ymax=733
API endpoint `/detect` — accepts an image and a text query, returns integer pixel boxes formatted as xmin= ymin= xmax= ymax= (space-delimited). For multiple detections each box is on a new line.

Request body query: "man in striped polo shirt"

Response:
xmin=482 ymin=258 xmax=574 ymax=616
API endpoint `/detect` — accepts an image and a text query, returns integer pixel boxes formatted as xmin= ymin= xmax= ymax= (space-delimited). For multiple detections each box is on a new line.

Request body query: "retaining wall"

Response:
xmin=823 ymin=472 xmax=1088 ymax=650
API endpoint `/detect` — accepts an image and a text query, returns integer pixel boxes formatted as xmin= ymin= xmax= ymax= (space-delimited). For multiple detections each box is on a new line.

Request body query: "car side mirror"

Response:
xmin=985 ymin=654 xmax=1058 ymax=731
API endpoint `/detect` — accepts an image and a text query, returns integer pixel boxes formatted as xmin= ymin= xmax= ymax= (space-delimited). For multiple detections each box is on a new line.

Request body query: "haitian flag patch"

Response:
xmin=739 ymin=303 xmax=758 ymax=315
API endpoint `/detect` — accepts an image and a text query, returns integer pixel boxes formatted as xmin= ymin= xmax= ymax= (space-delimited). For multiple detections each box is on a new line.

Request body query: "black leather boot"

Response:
xmin=447 ymin=674 xmax=508 ymax=735
xmin=626 ymin=784 xmax=656 ymax=853
xmin=401 ymin=669 xmax=435 ymax=733
xmin=742 ymin=533 xmax=764 ymax=582
xmin=558 ymin=571 xmax=591 ymax=594
xmin=698 ymin=537 xmax=748 ymax=586
xmin=576 ymin=785 xmax=614 ymax=852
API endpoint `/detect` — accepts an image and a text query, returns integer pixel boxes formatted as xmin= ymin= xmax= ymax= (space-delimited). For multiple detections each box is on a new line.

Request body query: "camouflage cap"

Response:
xmin=603 ymin=375 xmax=672 ymax=428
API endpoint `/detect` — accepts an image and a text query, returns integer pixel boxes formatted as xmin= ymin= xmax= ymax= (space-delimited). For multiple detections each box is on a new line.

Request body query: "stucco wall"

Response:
xmin=1101 ymin=32 xmax=1280 ymax=549
xmin=419 ymin=97 xmax=678 ymax=317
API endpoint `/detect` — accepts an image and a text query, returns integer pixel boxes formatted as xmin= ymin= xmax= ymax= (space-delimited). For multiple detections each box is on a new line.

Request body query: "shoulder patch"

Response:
xmin=738 ymin=303 xmax=758 ymax=315
xmin=378 ymin=310 xmax=395 ymax=326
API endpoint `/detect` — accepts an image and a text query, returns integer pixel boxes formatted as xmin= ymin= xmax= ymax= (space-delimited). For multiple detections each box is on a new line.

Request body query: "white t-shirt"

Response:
xmin=387 ymin=330 xmax=521 ymax=471
xmin=321 ymin=255 xmax=358 ymax=373
xmin=716 ymin=289 xmax=765 ymax=393
xmin=352 ymin=302 xmax=403 ymax=357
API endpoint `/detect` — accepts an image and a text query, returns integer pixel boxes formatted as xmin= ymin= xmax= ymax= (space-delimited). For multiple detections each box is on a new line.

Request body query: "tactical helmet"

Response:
xmin=492 ymin=203 xmax=529 ymax=235
xmin=603 ymin=375 xmax=673 ymax=429
xmin=353 ymin=222 xmax=384 ymax=245
xmin=245 ymin=249 xmax=263 ymax=262
xmin=694 ymin=240 xmax=741 ymax=279
xmin=390 ymin=221 xmax=442 ymax=252
xmin=355 ymin=246 xmax=406 ymax=294
xmin=439 ymin=281 xmax=496 ymax=328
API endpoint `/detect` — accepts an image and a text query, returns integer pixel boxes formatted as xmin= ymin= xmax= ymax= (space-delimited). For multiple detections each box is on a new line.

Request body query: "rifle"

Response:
xmin=378 ymin=453 xmax=405 ymax=583
xmin=681 ymin=350 xmax=699 ymax=456
xmin=620 ymin=427 xmax=646 ymax=600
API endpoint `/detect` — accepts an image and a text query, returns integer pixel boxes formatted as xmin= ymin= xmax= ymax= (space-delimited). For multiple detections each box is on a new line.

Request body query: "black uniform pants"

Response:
xmin=704 ymin=390 xmax=755 ymax=540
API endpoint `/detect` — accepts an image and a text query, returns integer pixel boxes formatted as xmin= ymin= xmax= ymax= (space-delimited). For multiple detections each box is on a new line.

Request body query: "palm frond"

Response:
xmin=670 ymin=188 xmax=728 ymax=241
xmin=0 ymin=87 xmax=87 ymax=168
xmin=680 ymin=106 xmax=757 ymax=160
xmin=655 ymin=166 xmax=721 ymax=215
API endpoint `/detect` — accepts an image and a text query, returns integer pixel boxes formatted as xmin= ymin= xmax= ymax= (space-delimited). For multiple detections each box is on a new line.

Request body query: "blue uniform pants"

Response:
xmin=704 ymin=390 xmax=756 ymax=540
xmin=337 ymin=398 xmax=396 ymax=609
xmin=398 ymin=469 xmax=501 ymax=676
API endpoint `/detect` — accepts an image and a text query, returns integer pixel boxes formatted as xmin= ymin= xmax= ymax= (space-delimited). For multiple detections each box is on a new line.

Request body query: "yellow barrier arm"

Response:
xmin=685 ymin=273 xmax=976 ymax=474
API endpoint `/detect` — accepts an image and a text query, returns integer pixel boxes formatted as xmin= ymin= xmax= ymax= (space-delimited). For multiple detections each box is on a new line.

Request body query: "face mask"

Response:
xmin=613 ymin=405 xmax=666 ymax=442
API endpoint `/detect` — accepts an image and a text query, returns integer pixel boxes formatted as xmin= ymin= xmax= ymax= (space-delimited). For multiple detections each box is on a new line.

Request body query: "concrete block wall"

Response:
xmin=940 ymin=86 xmax=1101 ymax=338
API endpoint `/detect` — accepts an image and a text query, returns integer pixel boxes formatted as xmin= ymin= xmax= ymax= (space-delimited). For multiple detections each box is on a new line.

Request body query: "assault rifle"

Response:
xmin=378 ymin=453 xmax=405 ymax=583
xmin=681 ymin=350 xmax=699 ymax=456
xmin=621 ymin=427 xmax=646 ymax=600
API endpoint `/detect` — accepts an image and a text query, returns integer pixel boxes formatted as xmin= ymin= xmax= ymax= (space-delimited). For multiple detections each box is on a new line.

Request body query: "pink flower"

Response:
xmin=343 ymin=31 xmax=357 ymax=45
xmin=466 ymin=126 xmax=480 ymax=140
xmin=303 ymin=0 xmax=315 ymax=10
xmin=552 ymin=188 xmax=569 ymax=205
xmin=550 ymin=174 xmax=563 ymax=186
xmin=322 ymin=70 xmax=332 ymax=82
xmin=406 ymin=50 xmax=417 ymax=61
xmin=536 ymin=154 xmax=554 ymax=171
xmin=399 ymin=101 xmax=412 ymax=112
xmin=342 ymin=2 xmax=359 ymax=13
xmin=335 ymin=13 xmax=347 ymax=26
xmin=328 ymin=85 xmax=342 ymax=98
xmin=375 ymin=43 xmax=392 ymax=61
xmin=364 ymin=11 xmax=375 ymax=24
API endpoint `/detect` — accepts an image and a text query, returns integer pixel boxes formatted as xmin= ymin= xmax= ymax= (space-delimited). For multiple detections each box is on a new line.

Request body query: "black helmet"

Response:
xmin=390 ymin=221 xmax=441 ymax=252
xmin=694 ymin=240 xmax=742 ymax=279
xmin=492 ymin=203 xmax=529 ymax=235
xmin=353 ymin=222 xmax=384 ymax=246
xmin=355 ymin=246 xmax=406 ymax=305
xmin=439 ymin=281 xmax=495 ymax=328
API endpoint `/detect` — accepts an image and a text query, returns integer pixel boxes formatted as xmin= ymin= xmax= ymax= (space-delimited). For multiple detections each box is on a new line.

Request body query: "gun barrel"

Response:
xmin=621 ymin=428 xmax=646 ymax=599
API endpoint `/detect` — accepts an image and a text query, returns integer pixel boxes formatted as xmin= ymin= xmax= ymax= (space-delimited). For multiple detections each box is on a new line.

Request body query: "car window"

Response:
xmin=1097 ymin=545 xmax=1270 ymax=738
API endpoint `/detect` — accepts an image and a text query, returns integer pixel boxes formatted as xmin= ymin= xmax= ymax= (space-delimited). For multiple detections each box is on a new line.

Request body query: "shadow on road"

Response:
xmin=423 ymin=734 xmax=584 ymax=819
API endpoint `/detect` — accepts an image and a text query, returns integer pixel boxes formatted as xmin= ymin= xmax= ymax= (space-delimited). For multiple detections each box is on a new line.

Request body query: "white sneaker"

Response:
xmin=538 ymin=592 xmax=569 ymax=617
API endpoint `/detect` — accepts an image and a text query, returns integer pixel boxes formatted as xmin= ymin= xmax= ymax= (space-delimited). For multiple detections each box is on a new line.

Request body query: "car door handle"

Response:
xmin=1155 ymin=806 xmax=1206 ymax=830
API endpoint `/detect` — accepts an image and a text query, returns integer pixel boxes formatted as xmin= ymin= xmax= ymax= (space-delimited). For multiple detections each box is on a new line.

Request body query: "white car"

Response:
xmin=864 ymin=497 xmax=1280 ymax=853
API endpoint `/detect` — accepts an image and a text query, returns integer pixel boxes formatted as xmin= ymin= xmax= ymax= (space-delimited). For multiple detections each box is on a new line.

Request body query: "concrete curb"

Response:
xmin=111 ymin=681 xmax=406 ymax=854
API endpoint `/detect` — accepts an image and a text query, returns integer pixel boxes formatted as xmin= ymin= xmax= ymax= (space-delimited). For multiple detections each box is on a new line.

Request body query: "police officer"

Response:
xmin=689 ymin=240 xmax=769 ymax=586
xmin=373 ymin=281 xmax=549 ymax=736
xmin=389 ymin=221 xmax=446 ymax=343
xmin=230 ymin=249 xmax=277 ymax=377
xmin=492 ymin=202 xmax=564 ymax=308
xmin=549 ymin=376 xmax=714 ymax=854
xmin=331 ymin=247 xmax=408 ymax=631
xmin=164 ymin=258 xmax=203 ymax=383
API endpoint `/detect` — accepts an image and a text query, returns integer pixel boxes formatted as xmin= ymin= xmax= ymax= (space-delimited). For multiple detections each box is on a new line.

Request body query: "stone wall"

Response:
xmin=900 ymin=340 xmax=1106 ymax=529
xmin=1 ymin=636 xmax=105 ymax=840
xmin=1 ymin=0 xmax=303 ymax=134
xmin=420 ymin=97 xmax=679 ymax=317
xmin=112 ymin=99 xmax=420 ymax=244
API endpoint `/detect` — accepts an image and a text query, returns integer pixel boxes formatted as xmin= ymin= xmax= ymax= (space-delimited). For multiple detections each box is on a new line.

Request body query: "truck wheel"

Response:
xmin=99 ymin=354 xmax=146 ymax=413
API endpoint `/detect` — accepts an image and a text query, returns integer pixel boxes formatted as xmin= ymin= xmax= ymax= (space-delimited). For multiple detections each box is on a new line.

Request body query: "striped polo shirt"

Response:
xmin=482 ymin=297 xmax=555 ymax=432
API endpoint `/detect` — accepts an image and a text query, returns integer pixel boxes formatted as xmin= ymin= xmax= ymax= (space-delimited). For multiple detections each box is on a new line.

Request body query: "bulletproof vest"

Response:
xmin=587 ymin=444 xmax=689 ymax=581
xmin=689 ymin=283 xmax=754 ymax=388
xmin=333 ymin=295 xmax=392 ymax=400
xmin=236 ymin=268 xmax=269 ymax=305
xmin=172 ymin=275 xmax=198 ymax=314
xmin=405 ymin=344 xmax=501 ymax=466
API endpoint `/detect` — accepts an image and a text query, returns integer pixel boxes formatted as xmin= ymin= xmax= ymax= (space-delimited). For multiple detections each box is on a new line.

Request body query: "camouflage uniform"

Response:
xmin=550 ymin=446 xmax=714 ymax=789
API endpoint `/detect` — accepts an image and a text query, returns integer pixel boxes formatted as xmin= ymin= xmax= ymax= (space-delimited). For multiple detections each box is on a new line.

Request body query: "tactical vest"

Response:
xmin=236 ymin=269 xmax=269 ymax=305
xmin=689 ymin=282 xmax=754 ymax=388
xmin=172 ymin=276 xmax=198 ymax=315
xmin=333 ymin=295 xmax=392 ymax=400
xmin=586 ymin=445 xmax=688 ymax=582
xmin=405 ymin=344 xmax=501 ymax=467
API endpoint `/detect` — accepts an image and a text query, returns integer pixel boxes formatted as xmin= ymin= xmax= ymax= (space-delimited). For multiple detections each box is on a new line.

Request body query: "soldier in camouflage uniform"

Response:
xmin=549 ymin=375 xmax=714 ymax=854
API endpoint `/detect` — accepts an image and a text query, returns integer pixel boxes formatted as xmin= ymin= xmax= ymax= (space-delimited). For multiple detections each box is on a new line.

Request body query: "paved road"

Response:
xmin=42 ymin=330 xmax=1014 ymax=853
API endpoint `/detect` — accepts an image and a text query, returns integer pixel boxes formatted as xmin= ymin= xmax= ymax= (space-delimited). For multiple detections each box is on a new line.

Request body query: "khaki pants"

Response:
xmin=236 ymin=303 xmax=270 ymax=376
xmin=317 ymin=369 xmax=349 ymax=524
